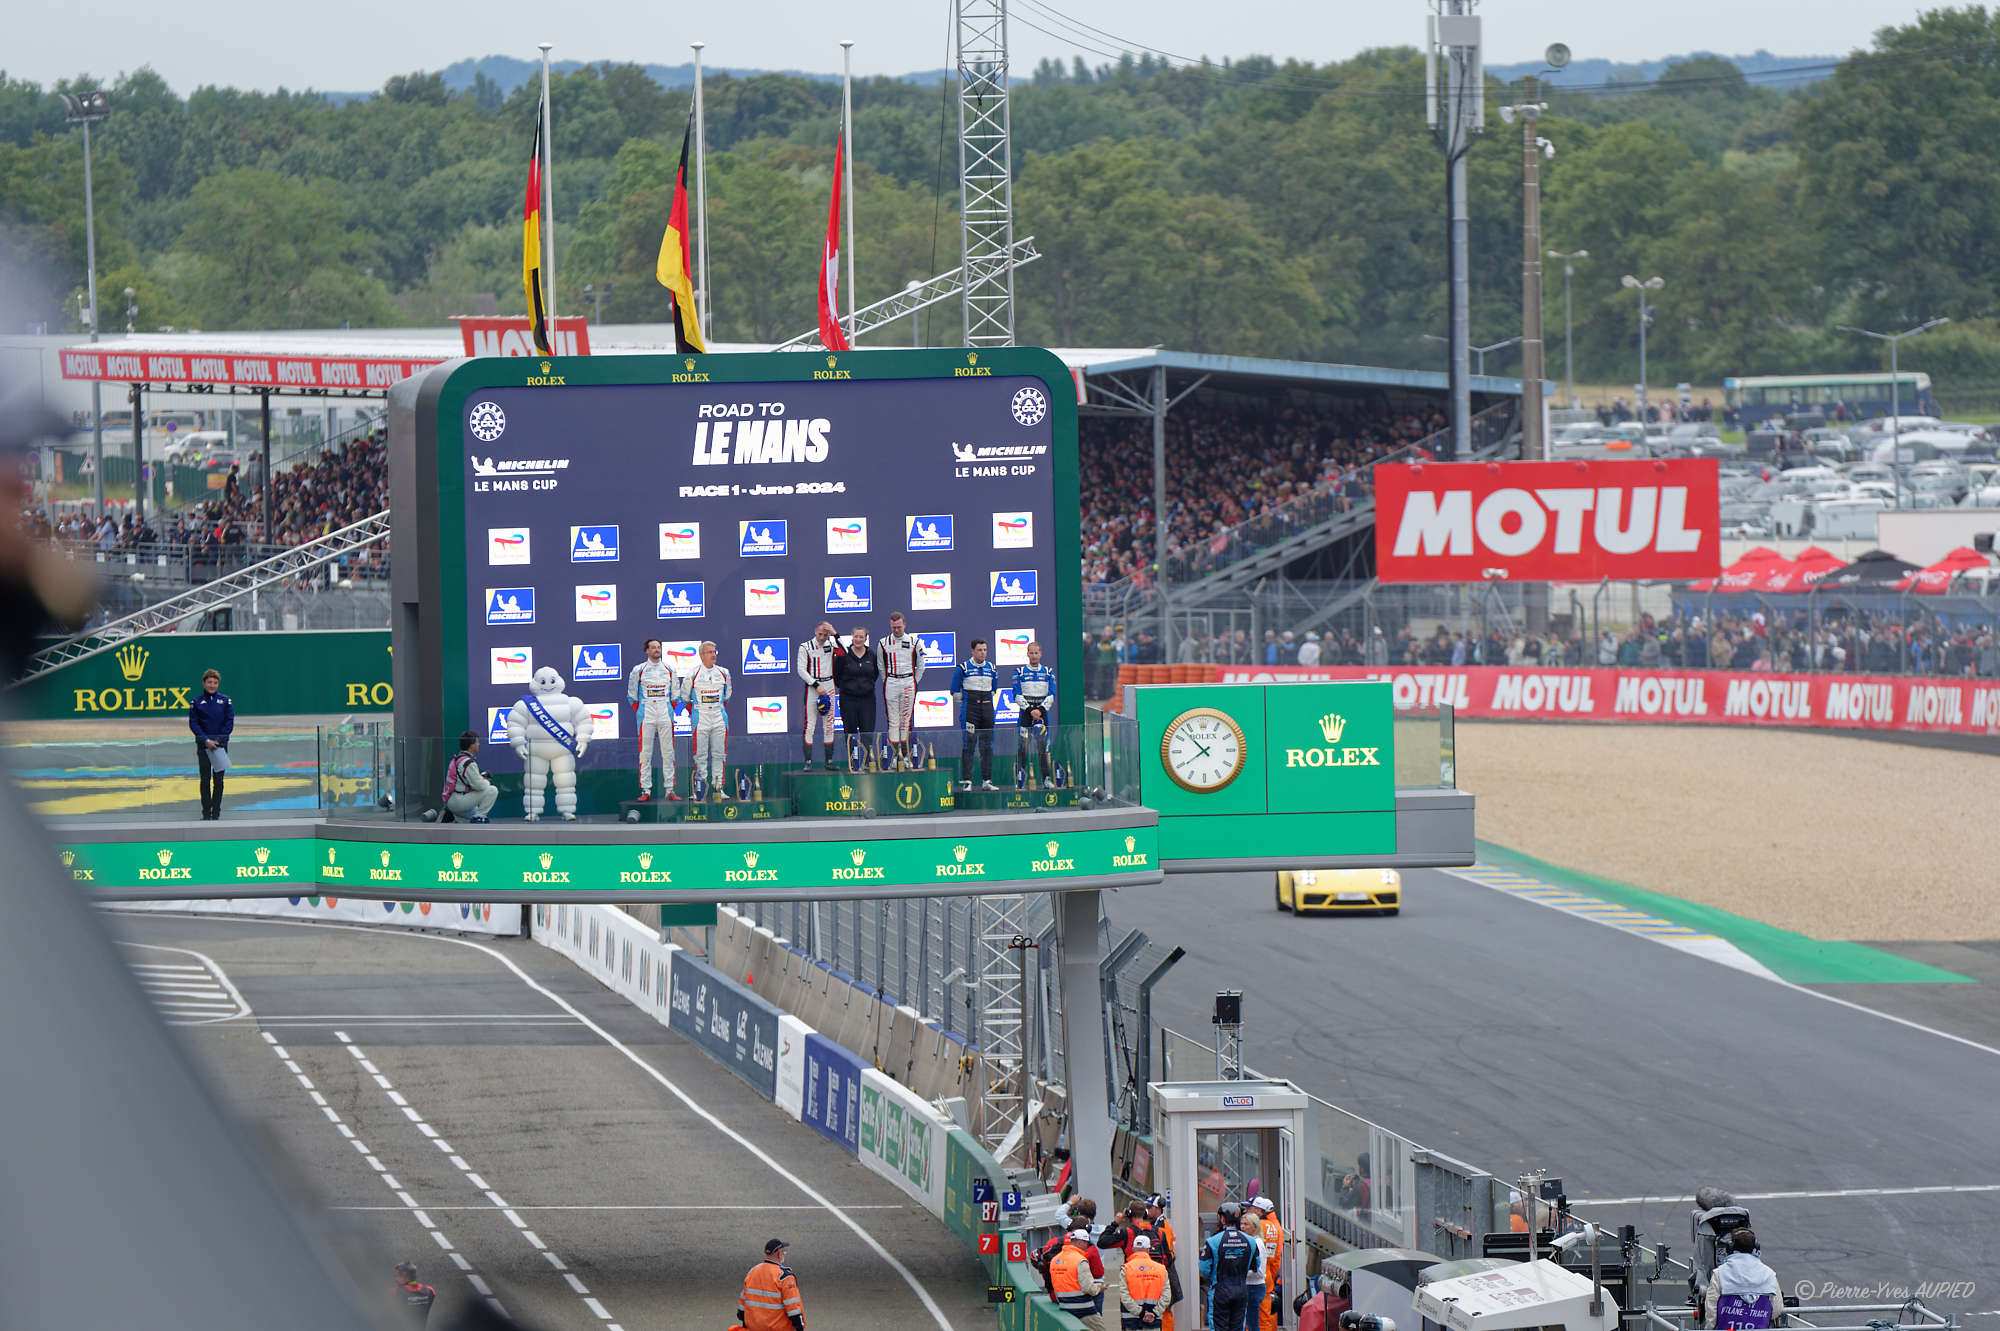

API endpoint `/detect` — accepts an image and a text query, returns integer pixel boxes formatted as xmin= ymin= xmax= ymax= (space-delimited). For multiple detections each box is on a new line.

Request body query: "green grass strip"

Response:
xmin=1474 ymin=840 xmax=1972 ymax=986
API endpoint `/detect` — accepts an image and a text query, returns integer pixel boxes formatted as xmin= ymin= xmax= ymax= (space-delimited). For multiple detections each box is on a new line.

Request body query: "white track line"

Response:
xmin=119 ymin=941 xmax=252 ymax=1024
xmin=1577 ymin=1183 xmax=2000 ymax=1207
xmin=331 ymin=1203 xmax=911 ymax=1212
xmin=191 ymin=915 xmax=956 ymax=1331
xmin=335 ymin=1030 xmax=622 ymax=1330
xmin=1451 ymin=867 xmax=2000 ymax=1063
xmin=253 ymin=1030 xmax=504 ymax=1321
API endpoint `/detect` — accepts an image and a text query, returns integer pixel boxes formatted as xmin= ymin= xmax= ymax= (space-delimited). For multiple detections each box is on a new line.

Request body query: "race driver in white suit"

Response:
xmin=686 ymin=640 xmax=734 ymax=797
xmin=627 ymin=637 xmax=681 ymax=800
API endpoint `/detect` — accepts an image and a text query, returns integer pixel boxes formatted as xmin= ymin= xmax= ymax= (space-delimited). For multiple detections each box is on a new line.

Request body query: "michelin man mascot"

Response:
xmin=506 ymin=667 xmax=593 ymax=820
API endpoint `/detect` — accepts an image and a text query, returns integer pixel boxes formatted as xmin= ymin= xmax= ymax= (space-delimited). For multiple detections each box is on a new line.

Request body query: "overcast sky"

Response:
xmin=18 ymin=0 xmax=1925 ymax=92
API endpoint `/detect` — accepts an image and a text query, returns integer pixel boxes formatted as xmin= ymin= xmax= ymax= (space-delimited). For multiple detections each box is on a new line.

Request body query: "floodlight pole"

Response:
xmin=1835 ymin=318 xmax=1949 ymax=475
xmin=1519 ymin=74 xmax=1545 ymax=460
xmin=62 ymin=92 xmax=111 ymax=517
xmin=1430 ymin=0 xmax=1483 ymax=458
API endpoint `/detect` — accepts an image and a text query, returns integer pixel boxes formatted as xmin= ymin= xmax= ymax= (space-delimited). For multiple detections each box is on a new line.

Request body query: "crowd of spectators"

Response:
xmin=1291 ymin=607 xmax=2000 ymax=679
xmin=1081 ymin=605 xmax=2000 ymax=696
xmin=1079 ymin=400 xmax=1451 ymax=590
xmin=23 ymin=429 xmax=391 ymax=582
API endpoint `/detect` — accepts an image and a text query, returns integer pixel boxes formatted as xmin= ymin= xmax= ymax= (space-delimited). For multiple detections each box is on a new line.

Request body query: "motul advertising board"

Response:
xmin=456 ymin=315 xmax=591 ymax=358
xmin=1215 ymin=664 xmax=2000 ymax=737
xmin=1373 ymin=459 xmax=1721 ymax=583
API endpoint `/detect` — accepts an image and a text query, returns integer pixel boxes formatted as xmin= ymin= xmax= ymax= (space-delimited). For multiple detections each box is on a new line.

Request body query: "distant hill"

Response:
xmin=321 ymin=47 xmax=1836 ymax=105
xmin=1486 ymin=48 xmax=1837 ymax=90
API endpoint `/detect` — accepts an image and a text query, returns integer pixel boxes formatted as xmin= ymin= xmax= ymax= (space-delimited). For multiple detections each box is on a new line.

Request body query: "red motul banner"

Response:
xmin=59 ymin=347 xmax=447 ymax=389
xmin=1373 ymin=459 xmax=1722 ymax=583
xmin=1215 ymin=664 xmax=2000 ymax=737
xmin=457 ymin=314 xmax=591 ymax=358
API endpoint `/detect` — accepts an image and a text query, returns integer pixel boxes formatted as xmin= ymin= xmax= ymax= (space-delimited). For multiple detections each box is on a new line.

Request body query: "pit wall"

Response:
xmin=531 ymin=903 xmax=1073 ymax=1331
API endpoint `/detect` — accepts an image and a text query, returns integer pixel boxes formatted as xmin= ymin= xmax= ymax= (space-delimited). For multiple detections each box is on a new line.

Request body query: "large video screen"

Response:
xmin=420 ymin=352 xmax=1076 ymax=762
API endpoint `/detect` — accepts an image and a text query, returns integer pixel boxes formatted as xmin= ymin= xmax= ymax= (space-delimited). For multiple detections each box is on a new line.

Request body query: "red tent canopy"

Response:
xmin=1689 ymin=546 xmax=1787 ymax=593
xmin=1763 ymin=546 xmax=1847 ymax=593
xmin=1897 ymin=546 xmax=1992 ymax=594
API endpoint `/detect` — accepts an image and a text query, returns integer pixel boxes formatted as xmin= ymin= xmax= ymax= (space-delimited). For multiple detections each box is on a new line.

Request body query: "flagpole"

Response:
xmin=692 ymin=41 xmax=711 ymax=345
xmin=538 ymin=42 xmax=556 ymax=328
xmin=840 ymin=40 xmax=856 ymax=344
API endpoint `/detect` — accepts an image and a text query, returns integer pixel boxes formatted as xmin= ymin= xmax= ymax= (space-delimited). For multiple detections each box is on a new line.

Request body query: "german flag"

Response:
xmin=656 ymin=110 xmax=706 ymax=353
xmin=521 ymin=100 xmax=552 ymax=356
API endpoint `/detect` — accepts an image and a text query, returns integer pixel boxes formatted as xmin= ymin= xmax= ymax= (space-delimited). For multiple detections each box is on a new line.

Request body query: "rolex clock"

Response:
xmin=1159 ymin=706 xmax=1248 ymax=793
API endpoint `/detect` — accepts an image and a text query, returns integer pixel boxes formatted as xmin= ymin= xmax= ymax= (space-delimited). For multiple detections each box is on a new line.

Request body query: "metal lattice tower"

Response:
xmin=957 ymin=0 xmax=1018 ymax=346
xmin=974 ymin=895 xmax=1033 ymax=1155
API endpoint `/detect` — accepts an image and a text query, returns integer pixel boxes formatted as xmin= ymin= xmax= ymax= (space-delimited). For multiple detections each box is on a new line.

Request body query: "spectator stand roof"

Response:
xmin=50 ymin=327 xmax=1549 ymax=405
xmin=1052 ymin=347 xmax=1546 ymax=407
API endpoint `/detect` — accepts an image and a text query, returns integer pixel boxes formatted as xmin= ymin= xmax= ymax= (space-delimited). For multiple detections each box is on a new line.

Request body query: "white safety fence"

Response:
xmin=531 ymin=902 xmax=950 ymax=1221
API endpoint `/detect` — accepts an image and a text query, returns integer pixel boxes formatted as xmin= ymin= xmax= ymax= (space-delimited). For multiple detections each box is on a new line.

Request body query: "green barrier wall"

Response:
xmin=12 ymin=629 xmax=392 ymax=721
xmin=942 ymin=1125 xmax=1080 ymax=1331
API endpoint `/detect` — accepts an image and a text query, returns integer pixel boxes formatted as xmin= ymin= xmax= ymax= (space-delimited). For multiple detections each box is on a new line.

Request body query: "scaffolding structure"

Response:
xmin=957 ymin=0 xmax=1018 ymax=346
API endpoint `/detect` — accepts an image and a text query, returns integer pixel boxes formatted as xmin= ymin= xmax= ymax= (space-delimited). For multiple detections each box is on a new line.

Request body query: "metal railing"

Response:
xmin=1084 ymin=400 xmax=1518 ymax=620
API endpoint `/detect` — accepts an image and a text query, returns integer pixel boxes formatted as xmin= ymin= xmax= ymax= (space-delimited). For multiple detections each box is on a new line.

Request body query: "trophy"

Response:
xmin=737 ymin=770 xmax=750 ymax=802
xmin=692 ymin=770 xmax=708 ymax=803
xmin=867 ymin=736 xmax=880 ymax=773
xmin=751 ymin=765 xmax=765 ymax=801
xmin=1015 ymin=757 xmax=1027 ymax=791
xmin=848 ymin=734 xmax=864 ymax=774
xmin=909 ymin=738 xmax=926 ymax=772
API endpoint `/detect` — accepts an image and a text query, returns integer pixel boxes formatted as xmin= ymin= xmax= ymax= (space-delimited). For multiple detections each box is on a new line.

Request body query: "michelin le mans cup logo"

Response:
xmin=743 ymin=850 xmax=760 ymax=869
xmin=117 ymin=643 xmax=149 ymax=681
xmin=639 ymin=851 xmax=654 ymax=871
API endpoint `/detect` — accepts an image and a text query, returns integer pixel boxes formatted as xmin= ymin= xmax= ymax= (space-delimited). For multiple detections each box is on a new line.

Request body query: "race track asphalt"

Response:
xmin=1109 ymin=867 xmax=2000 ymax=1316
xmin=109 ymin=913 xmax=991 ymax=1331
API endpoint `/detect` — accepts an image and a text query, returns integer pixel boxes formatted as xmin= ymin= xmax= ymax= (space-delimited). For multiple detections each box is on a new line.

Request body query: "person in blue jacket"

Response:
xmin=189 ymin=667 xmax=234 ymax=820
xmin=950 ymin=637 xmax=999 ymax=790
xmin=1012 ymin=639 xmax=1057 ymax=785
xmin=1200 ymin=1203 xmax=1264 ymax=1331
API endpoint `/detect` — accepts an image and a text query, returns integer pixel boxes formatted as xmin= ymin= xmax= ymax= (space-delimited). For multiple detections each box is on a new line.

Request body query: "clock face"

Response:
xmin=1162 ymin=709 xmax=1246 ymax=793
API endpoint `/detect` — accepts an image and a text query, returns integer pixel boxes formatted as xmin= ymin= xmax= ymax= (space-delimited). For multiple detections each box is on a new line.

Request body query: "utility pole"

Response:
xmin=60 ymin=90 xmax=111 ymax=518
xmin=1836 ymin=318 xmax=1948 ymax=477
xmin=1518 ymin=75 xmax=1545 ymax=460
xmin=1428 ymin=1 xmax=1483 ymax=458
xmin=1548 ymin=250 xmax=1588 ymax=411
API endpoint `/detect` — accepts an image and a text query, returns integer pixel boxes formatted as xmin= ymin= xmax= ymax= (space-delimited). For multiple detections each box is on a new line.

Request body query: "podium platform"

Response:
xmin=618 ymin=797 xmax=792 ymax=823
xmin=951 ymin=785 xmax=1083 ymax=812
xmin=782 ymin=767 xmax=958 ymax=816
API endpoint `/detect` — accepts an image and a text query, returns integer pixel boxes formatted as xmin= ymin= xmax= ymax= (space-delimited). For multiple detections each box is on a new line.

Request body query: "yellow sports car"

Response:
xmin=1275 ymin=868 xmax=1401 ymax=915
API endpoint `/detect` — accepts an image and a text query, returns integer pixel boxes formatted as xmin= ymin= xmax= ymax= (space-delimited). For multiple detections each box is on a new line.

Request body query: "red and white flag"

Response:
xmin=817 ymin=132 xmax=851 ymax=351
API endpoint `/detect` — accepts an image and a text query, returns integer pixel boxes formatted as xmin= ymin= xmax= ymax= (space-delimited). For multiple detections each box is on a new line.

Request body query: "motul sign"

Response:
xmin=456 ymin=315 xmax=592 ymax=358
xmin=1374 ymin=459 xmax=1721 ymax=583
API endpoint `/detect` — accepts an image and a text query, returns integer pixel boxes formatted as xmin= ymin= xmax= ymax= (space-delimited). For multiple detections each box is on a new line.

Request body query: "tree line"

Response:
xmin=7 ymin=7 xmax=2000 ymax=396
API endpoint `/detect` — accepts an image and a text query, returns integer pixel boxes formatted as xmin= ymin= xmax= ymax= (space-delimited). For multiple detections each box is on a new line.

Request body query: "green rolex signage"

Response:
xmin=1134 ymin=681 xmax=1396 ymax=862
xmin=55 ymin=823 xmax=1158 ymax=900
xmin=1263 ymin=680 xmax=1395 ymax=814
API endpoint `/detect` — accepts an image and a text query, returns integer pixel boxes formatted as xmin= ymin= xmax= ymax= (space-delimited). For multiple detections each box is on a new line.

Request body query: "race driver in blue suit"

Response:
xmin=1012 ymin=639 xmax=1056 ymax=785
xmin=950 ymin=636 xmax=999 ymax=790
